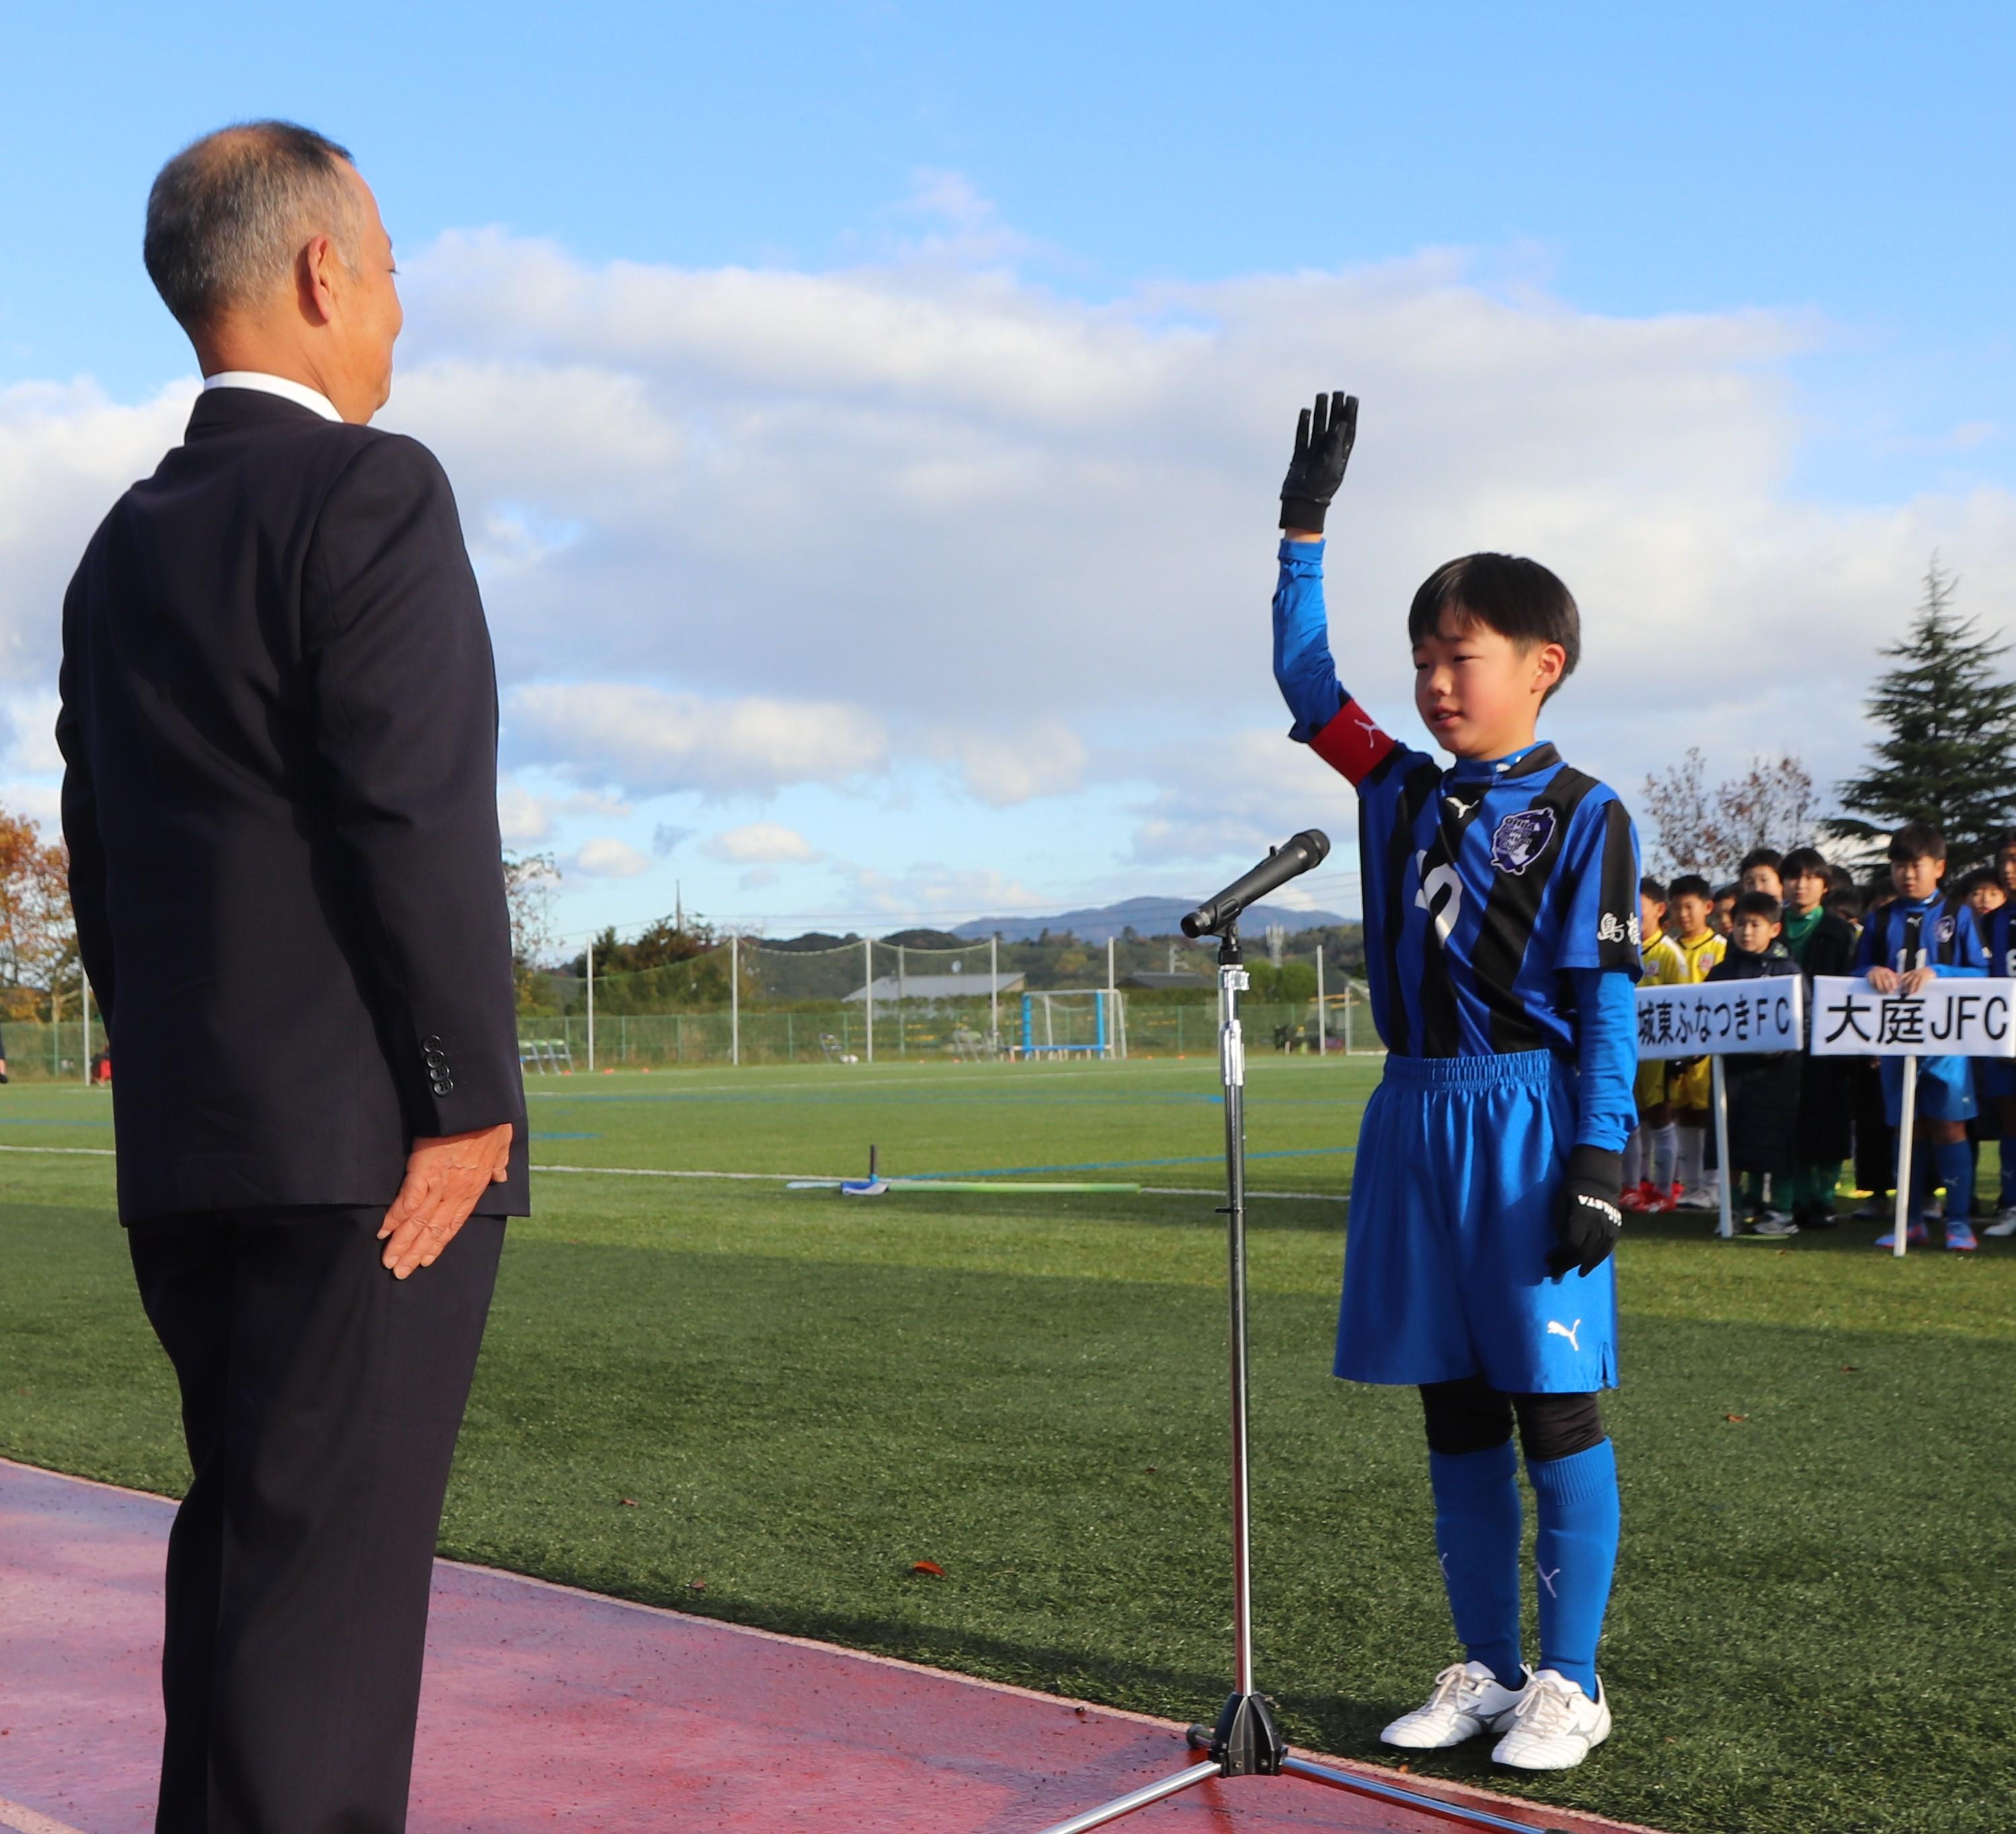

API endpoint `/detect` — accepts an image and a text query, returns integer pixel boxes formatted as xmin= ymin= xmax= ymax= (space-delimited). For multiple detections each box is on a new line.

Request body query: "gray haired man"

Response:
xmin=58 ymin=122 xmax=527 ymax=1831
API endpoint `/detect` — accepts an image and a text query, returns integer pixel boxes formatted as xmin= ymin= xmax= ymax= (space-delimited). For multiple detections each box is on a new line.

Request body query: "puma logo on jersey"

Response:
xmin=1547 ymin=1318 xmax=1583 ymax=1352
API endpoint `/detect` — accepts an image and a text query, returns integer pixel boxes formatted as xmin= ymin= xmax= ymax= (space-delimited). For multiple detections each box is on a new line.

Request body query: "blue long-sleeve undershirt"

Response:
xmin=1570 ymin=967 xmax=1638 ymax=1154
xmin=1272 ymin=537 xmax=1345 ymax=741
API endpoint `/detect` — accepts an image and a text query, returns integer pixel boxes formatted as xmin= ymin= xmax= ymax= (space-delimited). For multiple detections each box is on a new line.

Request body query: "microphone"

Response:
xmin=1181 ymin=830 xmax=1331 ymax=938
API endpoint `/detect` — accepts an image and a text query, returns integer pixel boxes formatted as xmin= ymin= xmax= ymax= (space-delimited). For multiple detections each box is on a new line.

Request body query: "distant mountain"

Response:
xmin=950 ymin=894 xmax=1352 ymax=945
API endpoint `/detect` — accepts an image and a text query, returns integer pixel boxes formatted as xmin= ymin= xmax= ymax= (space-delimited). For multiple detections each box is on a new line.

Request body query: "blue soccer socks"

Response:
xmin=1936 ymin=1136 xmax=1974 ymax=1224
xmin=1428 ymin=1441 xmax=1525 ymax=1688
xmin=1526 ymin=1439 xmax=1620 ymax=1697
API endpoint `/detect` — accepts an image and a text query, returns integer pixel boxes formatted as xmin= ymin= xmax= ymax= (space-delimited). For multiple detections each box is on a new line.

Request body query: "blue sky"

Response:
xmin=3 ymin=3 xmax=2013 ymax=943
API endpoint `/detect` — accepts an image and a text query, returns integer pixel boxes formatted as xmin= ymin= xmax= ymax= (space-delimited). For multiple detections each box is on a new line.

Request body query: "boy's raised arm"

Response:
xmin=1271 ymin=391 xmax=1398 ymax=785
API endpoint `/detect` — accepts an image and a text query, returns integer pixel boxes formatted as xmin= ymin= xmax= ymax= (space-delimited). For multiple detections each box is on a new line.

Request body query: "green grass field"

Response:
xmin=3 ymin=1056 xmax=2013 ymax=1833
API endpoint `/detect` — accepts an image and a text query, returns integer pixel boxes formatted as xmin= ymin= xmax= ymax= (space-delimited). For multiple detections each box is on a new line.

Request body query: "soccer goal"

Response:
xmin=1018 ymin=989 xmax=1127 ymax=1060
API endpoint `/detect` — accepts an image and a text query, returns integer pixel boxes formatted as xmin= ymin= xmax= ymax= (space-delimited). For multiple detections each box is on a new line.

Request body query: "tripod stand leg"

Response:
xmin=1280 ymin=1755 xmax=1577 ymax=1834
xmin=1030 ymin=1760 xmax=1221 ymax=1834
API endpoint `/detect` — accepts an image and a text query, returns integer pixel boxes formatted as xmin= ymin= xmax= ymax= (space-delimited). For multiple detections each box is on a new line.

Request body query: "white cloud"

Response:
xmin=508 ymin=683 xmax=888 ymax=797
xmin=0 ymin=381 xmax=194 ymax=688
xmin=572 ymin=836 xmax=651 ymax=878
xmin=497 ymin=778 xmax=553 ymax=843
xmin=932 ymin=718 xmax=1089 ymax=806
xmin=8 ymin=198 xmax=2016 ymax=914
xmin=705 ymin=821 xmax=820 ymax=864
xmin=496 ymin=776 xmax=629 ymax=845
xmin=824 ymin=860 xmax=1044 ymax=921
xmin=1127 ymin=728 xmax=1361 ymax=879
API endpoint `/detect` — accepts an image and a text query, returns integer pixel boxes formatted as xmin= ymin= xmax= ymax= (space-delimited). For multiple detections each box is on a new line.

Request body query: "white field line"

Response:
xmin=0 ymin=1798 xmax=91 ymax=1834
xmin=0 ymin=1145 xmax=1341 ymax=1201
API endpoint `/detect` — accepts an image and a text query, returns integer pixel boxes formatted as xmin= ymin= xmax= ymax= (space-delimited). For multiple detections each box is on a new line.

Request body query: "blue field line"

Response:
xmin=901 ymin=1146 xmax=1354 ymax=1180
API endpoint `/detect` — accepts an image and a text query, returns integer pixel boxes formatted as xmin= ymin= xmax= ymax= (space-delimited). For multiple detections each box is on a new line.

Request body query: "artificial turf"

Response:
xmin=1 ymin=1058 xmax=2011 ymax=1833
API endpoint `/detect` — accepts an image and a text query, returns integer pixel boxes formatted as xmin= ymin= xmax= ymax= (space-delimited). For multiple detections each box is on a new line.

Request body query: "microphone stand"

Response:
xmin=1031 ymin=917 xmax=1572 ymax=1834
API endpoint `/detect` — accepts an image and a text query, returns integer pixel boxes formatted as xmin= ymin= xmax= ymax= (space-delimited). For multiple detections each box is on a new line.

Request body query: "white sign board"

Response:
xmin=1808 ymin=976 xmax=2016 ymax=1058
xmin=1635 ymin=978 xmax=1804 ymax=1059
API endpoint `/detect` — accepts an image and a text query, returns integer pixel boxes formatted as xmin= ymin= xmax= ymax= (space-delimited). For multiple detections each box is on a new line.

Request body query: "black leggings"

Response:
xmin=1419 ymin=1375 xmax=1606 ymax=1464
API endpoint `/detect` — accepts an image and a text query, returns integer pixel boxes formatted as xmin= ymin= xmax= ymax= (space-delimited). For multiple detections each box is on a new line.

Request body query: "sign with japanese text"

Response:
xmin=1635 ymin=978 xmax=1804 ymax=1060
xmin=1807 ymin=977 xmax=2016 ymax=1058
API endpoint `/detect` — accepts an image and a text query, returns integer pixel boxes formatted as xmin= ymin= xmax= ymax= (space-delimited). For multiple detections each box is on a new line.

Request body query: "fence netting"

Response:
xmin=518 ymin=936 xmax=1377 ymax=1070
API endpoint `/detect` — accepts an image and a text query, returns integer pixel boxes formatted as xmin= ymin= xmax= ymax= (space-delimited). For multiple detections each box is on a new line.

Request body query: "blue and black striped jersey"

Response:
xmin=1855 ymin=893 xmax=1986 ymax=976
xmin=1318 ymin=722 xmax=1643 ymax=1059
xmin=1983 ymin=904 xmax=2016 ymax=980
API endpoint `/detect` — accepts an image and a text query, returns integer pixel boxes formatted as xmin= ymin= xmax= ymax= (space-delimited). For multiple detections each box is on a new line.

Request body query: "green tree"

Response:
xmin=1831 ymin=561 xmax=2016 ymax=869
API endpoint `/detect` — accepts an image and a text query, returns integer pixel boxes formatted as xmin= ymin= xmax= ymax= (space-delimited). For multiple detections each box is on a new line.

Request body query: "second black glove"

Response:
xmin=1548 ymin=1144 xmax=1624 ymax=1280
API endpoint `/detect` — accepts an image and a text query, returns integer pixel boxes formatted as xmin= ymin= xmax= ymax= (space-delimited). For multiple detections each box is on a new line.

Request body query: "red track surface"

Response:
xmin=0 ymin=1457 xmax=1659 ymax=1834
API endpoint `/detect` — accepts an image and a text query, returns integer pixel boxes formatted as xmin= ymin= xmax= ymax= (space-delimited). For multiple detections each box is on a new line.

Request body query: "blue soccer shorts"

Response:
xmin=1879 ymin=1054 xmax=1977 ymax=1125
xmin=1337 ymin=1050 xmax=1618 ymax=1393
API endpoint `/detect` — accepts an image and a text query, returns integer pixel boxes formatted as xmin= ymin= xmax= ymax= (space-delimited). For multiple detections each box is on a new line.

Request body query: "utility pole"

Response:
xmin=586 ymin=937 xmax=595 ymax=1074
xmin=990 ymin=934 xmax=1000 ymax=1054
xmin=864 ymin=936 xmax=874 ymax=1063
xmin=730 ymin=933 xmax=740 ymax=1066
xmin=1315 ymin=946 xmax=1327 ymax=1055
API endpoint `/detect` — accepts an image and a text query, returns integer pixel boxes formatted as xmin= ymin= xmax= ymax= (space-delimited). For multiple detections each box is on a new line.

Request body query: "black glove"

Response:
xmin=1278 ymin=390 xmax=1358 ymax=533
xmin=1548 ymin=1144 xmax=1623 ymax=1280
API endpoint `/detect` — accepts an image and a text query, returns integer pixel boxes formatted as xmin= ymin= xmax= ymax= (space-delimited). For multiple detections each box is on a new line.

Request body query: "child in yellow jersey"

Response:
xmin=1620 ymin=876 xmax=1690 ymax=1211
xmin=1666 ymin=873 xmax=1727 ymax=1210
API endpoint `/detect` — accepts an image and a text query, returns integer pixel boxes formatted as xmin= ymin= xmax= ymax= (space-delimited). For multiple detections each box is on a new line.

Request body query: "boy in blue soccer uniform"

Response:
xmin=1855 ymin=821 xmax=1986 ymax=1251
xmin=1979 ymin=831 xmax=2016 ymax=1237
xmin=1271 ymin=394 xmax=1639 ymax=1771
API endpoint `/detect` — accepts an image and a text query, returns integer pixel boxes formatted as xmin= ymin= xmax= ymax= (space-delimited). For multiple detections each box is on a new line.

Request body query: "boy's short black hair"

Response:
xmin=1407 ymin=554 xmax=1580 ymax=696
xmin=1639 ymin=873 xmax=1668 ymax=903
xmin=1888 ymin=820 xmax=1946 ymax=864
xmin=1955 ymin=867 xmax=1997 ymax=897
xmin=1991 ymin=828 xmax=2016 ymax=858
xmin=1738 ymin=848 xmax=1783 ymax=875
xmin=1713 ymin=883 xmax=1739 ymax=903
xmin=1733 ymin=889 xmax=1783 ymax=924
xmin=1781 ymin=846 xmax=1831 ymax=881
xmin=1668 ymin=873 xmax=1712 ymax=902
xmin=1826 ymin=886 xmax=1864 ymax=920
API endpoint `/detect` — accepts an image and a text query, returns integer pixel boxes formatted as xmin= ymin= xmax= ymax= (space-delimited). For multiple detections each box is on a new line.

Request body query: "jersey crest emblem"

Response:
xmin=1939 ymin=914 xmax=1957 ymax=943
xmin=1489 ymin=808 xmax=1557 ymax=876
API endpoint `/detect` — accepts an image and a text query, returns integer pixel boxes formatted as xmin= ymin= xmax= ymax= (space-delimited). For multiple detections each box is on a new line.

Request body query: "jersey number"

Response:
xmin=1415 ymin=854 xmax=1463 ymax=947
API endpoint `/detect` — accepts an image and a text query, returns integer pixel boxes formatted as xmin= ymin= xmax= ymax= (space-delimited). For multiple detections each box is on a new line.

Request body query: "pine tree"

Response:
xmin=1831 ymin=561 xmax=2016 ymax=869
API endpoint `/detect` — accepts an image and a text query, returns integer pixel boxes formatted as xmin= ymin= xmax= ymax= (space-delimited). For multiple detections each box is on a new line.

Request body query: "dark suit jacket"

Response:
xmin=57 ymin=386 xmax=529 ymax=1222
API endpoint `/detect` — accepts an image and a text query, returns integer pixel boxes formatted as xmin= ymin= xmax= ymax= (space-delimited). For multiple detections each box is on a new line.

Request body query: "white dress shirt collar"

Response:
xmin=202 ymin=371 xmax=343 ymax=423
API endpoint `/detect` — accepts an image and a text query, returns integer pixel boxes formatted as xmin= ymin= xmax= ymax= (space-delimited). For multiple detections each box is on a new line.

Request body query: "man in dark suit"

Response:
xmin=57 ymin=121 xmax=528 ymax=1833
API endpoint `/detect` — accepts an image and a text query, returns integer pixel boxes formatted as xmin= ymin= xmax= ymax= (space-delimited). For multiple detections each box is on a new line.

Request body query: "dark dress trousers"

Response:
xmin=57 ymin=385 xmax=530 ymax=1834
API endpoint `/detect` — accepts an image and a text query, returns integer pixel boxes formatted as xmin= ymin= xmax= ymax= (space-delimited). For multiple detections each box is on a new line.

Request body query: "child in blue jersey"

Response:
xmin=1271 ymin=393 xmax=1639 ymax=1772
xmin=1857 ymin=821 xmax=1988 ymax=1251
xmin=1980 ymin=832 xmax=2016 ymax=1237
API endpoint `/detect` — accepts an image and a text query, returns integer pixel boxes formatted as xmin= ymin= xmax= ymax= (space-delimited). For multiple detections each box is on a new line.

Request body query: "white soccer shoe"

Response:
xmin=1983 ymin=1208 xmax=2016 ymax=1239
xmin=1491 ymin=1668 xmax=1611 ymax=1770
xmin=1380 ymin=1660 xmax=1530 ymax=1750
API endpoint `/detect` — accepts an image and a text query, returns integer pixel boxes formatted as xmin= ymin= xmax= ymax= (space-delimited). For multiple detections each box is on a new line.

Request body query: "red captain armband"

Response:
xmin=1309 ymin=699 xmax=1398 ymax=786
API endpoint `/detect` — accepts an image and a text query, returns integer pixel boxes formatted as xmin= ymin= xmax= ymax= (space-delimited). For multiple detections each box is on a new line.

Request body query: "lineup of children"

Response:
xmin=1620 ymin=824 xmax=2016 ymax=1247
